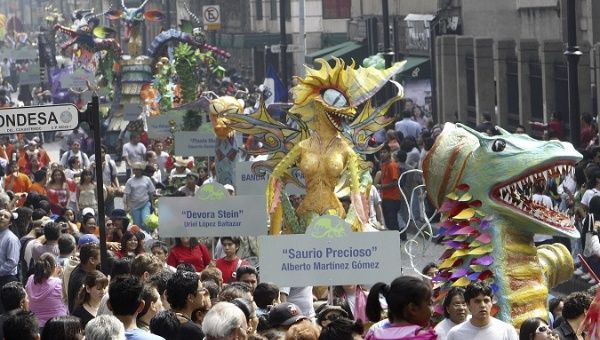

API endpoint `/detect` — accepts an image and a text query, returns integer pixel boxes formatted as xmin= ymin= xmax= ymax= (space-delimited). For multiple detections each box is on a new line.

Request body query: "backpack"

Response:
xmin=366 ymin=325 xmax=437 ymax=340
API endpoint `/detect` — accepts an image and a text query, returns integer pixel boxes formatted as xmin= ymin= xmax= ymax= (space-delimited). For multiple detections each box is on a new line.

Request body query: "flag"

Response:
xmin=261 ymin=64 xmax=286 ymax=106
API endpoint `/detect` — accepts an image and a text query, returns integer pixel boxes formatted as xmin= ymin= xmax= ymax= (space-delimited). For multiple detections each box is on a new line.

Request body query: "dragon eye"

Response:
xmin=321 ymin=89 xmax=348 ymax=108
xmin=491 ymin=139 xmax=506 ymax=152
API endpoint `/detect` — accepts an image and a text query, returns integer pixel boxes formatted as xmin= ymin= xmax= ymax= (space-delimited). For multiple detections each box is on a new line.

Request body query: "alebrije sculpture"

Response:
xmin=422 ymin=122 xmax=581 ymax=327
xmin=221 ymin=58 xmax=405 ymax=234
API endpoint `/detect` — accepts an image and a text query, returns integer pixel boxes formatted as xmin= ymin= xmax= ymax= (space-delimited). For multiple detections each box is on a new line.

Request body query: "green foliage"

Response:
xmin=183 ymin=109 xmax=203 ymax=131
xmin=174 ymin=43 xmax=200 ymax=103
xmin=154 ymin=60 xmax=176 ymax=111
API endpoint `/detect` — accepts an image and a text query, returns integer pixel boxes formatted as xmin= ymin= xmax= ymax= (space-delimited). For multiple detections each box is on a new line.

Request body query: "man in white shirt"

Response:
xmin=152 ymin=141 xmax=169 ymax=184
xmin=122 ymin=134 xmax=147 ymax=178
xmin=447 ymin=282 xmax=518 ymax=340
xmin=434 ymin=287 xmax=469 ymax=340
xmin=124 ymin=162 xmax=155 ymax=232
xmin=59 ymin=140 xmax=90 ymax=169
xmin=394 ymin=110 xmax=422 ymax=140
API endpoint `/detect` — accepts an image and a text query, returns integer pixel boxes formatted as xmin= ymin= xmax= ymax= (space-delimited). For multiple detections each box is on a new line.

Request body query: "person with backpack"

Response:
xmin=364 ymin=276 xmax=436 ymax=340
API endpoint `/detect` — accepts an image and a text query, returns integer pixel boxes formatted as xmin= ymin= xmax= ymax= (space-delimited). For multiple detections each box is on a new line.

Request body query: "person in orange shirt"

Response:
xmin=375 ymin=145 xmax=405 ymax=239
xmin=4 ymin=161 xmax=32 ymax=194
xmin=29 ymin=169 xmax=48 ymax=196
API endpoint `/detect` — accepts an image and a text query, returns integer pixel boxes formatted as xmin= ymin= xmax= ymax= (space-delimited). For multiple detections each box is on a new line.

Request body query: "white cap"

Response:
xmin=81 ymin=207 xmax=95 ymax=217
xmin=224 ymin=184 xmax=235 ymax=193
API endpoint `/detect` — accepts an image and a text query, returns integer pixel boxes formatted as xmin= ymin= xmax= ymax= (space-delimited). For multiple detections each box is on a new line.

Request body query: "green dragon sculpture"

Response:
xmin=423 ymin=123 xmax=581 ymax=327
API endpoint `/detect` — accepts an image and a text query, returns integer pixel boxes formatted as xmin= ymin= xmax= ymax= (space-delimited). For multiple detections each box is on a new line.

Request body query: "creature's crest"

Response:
xmin=423 ymin=123 xmax=581 ymax=237
xmin=106 ymin=0 xmax=163 ymax=40
xmin=291 ymin=58 xmax=404 ymax=131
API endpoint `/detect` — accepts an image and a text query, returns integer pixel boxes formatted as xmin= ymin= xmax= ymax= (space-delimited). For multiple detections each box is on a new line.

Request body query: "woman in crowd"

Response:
xmin=434 ymin=287 xmax=468 ymax=340
xmin=25 ymin=252 xmax=67 ymax=327
xmin=72 ymin=270 xmax=109 ymax=328
xmin=77 ymin=169 xmax=98 ymax=214
xmin=80 ymin=213 xmax=98 ymax=236
xmin=45 ymin=169 xmax=70 ymax=215
xmin=329 ymin=285 xmax=368 ymax=323
xmin=365 ymin=276 xmax=436 ymax=340
xmin=64 ymin=156 xmax=83 ymax=181
xmin=62 ymin=208 xmax=81 ymax=235
xmin=115 ymin=230 xmax=145 ymax=258
xmin=519 ymin=318 xmax=559 ymax=340
xmin=41 ymin=316 xmax=83 ymax=340
xmin=167 ymin=237 xmax=212 ymax=272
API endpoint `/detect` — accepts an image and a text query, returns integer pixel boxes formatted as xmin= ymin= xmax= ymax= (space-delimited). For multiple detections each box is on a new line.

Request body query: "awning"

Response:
xmin=305 ymin=41 xmax=368 ymax=65
xmin=404 ymin=14 xmax=435 ymax=22
xmin=396 ymin=56 xmax=431 ymax=80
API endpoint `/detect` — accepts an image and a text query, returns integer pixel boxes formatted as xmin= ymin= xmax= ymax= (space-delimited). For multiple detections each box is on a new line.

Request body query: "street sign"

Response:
xmin=270 ymin=44 xmax=304 ymax=53
xmin=0 ymin=104 xmax=79 ymax=134
xmin=202 ymin=5 xmax=221 ymax=31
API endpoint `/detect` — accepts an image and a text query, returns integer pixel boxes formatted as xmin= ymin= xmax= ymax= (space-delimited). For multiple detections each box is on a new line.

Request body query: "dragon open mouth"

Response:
xmin=325 ymin=111 xmax=351 ymax=131
xmin=491 ymin=162 xmax=576 ymax=232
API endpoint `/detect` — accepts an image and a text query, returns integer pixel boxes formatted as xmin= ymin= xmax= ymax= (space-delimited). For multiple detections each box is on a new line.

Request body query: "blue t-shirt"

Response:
xmin=125 ymin=328 xmax=165 ymax=340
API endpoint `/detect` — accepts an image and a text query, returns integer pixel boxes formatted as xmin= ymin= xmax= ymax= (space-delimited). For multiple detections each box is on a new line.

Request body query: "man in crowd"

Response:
xmin=394 ymin=109 xmax=422 ymax=140
xmin=67 ymin=242 xmax=100 ymax=312
xmin=375 ymin=145 xmax=405 ymax=239
xmin=166 ymin=270 xmax=210 ymax=339
xmin=0 ymin=282 xmax=29 ymax=340
xmin=60 ymin=140 xmax=90 ymax=169
xmin=2 ymin=309 xmax=39 ymax=340
xmin=0 ymin=209 xmax=19 ymax=313
xmin=124 ymin=162 xmax=155 ymax=230
xmin=202 ymin=302 xmax=248 ymax=340
xmin=554 ymin=292 xmax=592 ymax=340
xmin=122 ymin=133 xmax=147 ymax=178
xmin=31 ymin=221 xmax=60 ymax=262
xmin=447 ymin=282 xmax=518 ymax=340
xmin=108 ymin=276 xmax=164 ymax=339
xmin=235 ymin=265 xmax=258 ymax=293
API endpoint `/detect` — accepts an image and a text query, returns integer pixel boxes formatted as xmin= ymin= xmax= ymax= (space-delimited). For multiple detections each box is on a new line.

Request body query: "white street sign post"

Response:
xmin=0 ymin=104 xmax=79 ymax=134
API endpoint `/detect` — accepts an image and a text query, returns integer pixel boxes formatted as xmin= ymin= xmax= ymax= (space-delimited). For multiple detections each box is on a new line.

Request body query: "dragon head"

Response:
xmin=291 ymin=58 xmax=404 ymax=132
xmin=208 ymin=96 xmax=244 ymax=139
xmin=423 ymin=123 xmax=582 ymax=238
xmin=106 ymin=0 xmax=163 ymax=40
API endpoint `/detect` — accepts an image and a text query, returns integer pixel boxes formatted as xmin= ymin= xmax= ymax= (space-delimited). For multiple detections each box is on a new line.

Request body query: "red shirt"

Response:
xmin=216 ymin=257 xmax=248 ymax=284
xmin=380 ymin=160 xmax=401 ymax=200
xmin=167 ymin=244 xmax=212 ymax=272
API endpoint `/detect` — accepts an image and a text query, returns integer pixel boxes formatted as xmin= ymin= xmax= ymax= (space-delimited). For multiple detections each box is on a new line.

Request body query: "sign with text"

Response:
xmin=60 ymin=69 xmax=96 ymax=89
xmin=174 ymin=129 xmax=216 ymax=157
xmin=0 ymin=47 xmax=38 ymax=60
xmin=18 ymin=62 xmax=41 ymax=85
xmin=234 ymin=161 xmax=268 ymax=195
xmin=158 ymin=183 xmax=267 ymax=237
xmin=259 ymin=216 xmax=401 ymax=286
xmin=202 ymin=5 xmax=221 ymax=30
xmin=0 ymin=104 xmax=79 ymax=134
xmin=147 ymin=112 xmax=184 ymax=139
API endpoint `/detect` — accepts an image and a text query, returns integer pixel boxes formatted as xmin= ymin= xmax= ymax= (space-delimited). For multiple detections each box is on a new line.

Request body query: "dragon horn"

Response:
xmin=184 ymin=2 xmax=202 ymax=25
xmin=139 ymin=0 xmax=150 ymax=9
xmin=121 ymin=0 xmax=126 ymax=9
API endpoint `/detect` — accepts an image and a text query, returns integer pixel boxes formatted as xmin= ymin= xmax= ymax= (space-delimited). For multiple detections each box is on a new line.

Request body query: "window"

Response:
xmin=271 ymin=0 xmax=278 ymax=19
xmin=256 ymin=0 xmax=263 ymax=20
xmin=323 ymin=0 xmax=351 ymax=19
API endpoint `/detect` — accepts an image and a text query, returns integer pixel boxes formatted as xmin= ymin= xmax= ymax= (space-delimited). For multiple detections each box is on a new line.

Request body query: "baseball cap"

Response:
xmin=78 ymin=234 xmax=99 ymax=247
xmin=224 ymin=184 xmax=235 ymax=193
xmin=267 ymin=302 xmax=307 ymax=328
xmin=81 ymin=207 xmax=95 ymax=217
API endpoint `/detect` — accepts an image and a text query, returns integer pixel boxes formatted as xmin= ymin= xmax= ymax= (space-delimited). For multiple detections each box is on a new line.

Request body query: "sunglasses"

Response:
xmin=325 ymin=313 xmax=342 ymax=321
xmin=535 ymin=325 xmax=549 ymax=334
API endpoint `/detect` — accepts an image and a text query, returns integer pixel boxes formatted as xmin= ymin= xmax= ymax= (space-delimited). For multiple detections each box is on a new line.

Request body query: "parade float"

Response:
xmin=423 ymin=123 xmax=581 ymax=327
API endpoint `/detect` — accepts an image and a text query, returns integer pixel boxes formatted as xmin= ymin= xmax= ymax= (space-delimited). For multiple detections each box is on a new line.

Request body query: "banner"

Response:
xmin=174 ymin=126 xmax=216 ymax=157
xmin=147 ymin=111 xmax=184 ymax=139
xmin=158 ymin=183 xmax=267 ymax=237
xmin=259 ymin=216 xmax=401 ymax=286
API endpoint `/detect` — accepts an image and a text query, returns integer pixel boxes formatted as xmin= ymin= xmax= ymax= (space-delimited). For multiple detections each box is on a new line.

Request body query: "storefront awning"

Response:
xmin=305 ymin=41 xmax=368 ymax=65
xmin=396 ymin=56 xmax=431 ymax=80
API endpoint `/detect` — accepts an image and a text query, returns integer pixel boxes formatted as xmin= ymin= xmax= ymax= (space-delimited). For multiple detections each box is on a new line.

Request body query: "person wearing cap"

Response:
xmin=169 ymin=157 xmax=192 ymax=185
xmin=268 ymin=302 xmax=308 ymax=331
xmin=122 ymin=133 xmax=146 ymax=178
xmin=124 ymin=162 xmax=155 ymax=231
xmin=59 ymin=140 xmax=90 ymax=169
xmin=224 ymin=184 xmax=236 ymax=196
xmin=177 ymin=173 xmax=200 ymax=197
xmin=316 ymin=304 xmax=349 ymax=328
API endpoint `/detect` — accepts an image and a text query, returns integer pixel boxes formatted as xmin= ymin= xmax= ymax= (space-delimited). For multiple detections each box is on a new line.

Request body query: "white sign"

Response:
xmin=61 ymin=69 xmax=96 ymax=89
xmin=202 ymin=5 xmax=221 ymax=30
xmin=259 ymin=216 xmax=401 ymax=286
xmin=270 ymin=44 xmax=303 ymax=53
xmin=158 ymin=183 xmax=268 ymax=237
xmin=147 ymin=111 xmax=184 ymax=139
xmin=0 ymin=104 xmax=79 ymax=134
xmin=234 ymin=161 xmax=268 ymax=195
xmin=174 ymin=129 xmax=217 ymax=157
xmin=123 ymin=103 xmax=142 ymax=121
xmin=0 ymin=47 xmax=38 ymax=60
xmin=18 ymin=63 xmax=41 ymax=85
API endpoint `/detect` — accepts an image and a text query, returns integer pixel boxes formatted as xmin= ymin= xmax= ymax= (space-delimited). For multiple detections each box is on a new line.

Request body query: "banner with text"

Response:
xmin=174 ymin=130 xmax=217 ymax=157
xmin=259 ymin=216 xmax=401 ymax=286
xmin=147 ymin=112 xmax=184 ymax=139
xmin=158 ymin=183 xmax=267 ymax=237
xmin=234 ymin=162 xmax=305 ymax=196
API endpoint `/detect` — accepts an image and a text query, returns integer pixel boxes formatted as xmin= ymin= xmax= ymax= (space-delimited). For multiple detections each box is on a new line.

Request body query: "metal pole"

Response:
xmin=565 ymin=0 xmax=582 ymax=148
xmin=86 ymin=96 xmax=109 ymax=273
xmin=165 ymin=0 xmax=171 ymax=29
xmin=279 ymin=0 xmax=289 ymax=102
xmin=381 ymin=0 xmax=394 ymax=104
xmin=430 ymin=17 xmax=438 ymax=123
xmin=298 ymin=0 xmax=306 ymax=76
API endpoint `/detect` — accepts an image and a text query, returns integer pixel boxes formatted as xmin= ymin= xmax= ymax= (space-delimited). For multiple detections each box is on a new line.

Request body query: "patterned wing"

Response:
xmin=222 ymin=99 xmax=309 ymax=188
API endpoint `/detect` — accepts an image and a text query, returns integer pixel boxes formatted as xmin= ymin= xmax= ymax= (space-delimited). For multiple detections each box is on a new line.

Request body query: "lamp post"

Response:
xmin=565 ymin=0 xmax=582 ymax=148
xmin=279 ymin=0 xmax=289 ymax=102
xmin=381 ymin=0 xmax=393 ymax=69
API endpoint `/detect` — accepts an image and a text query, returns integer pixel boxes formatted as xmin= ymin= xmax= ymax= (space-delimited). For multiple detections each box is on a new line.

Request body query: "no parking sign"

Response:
xmin=202 ymin=5 xmax=221 ymax=31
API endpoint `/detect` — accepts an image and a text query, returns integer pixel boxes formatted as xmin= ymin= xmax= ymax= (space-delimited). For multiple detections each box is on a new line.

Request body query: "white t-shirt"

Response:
xmin=369 ymin=186 xmax=382 ymax=224
xmin=434 ymin=317 xmax=470 ymax=340
xmin=280 ymin=286 xmax=315 ymax=318
xmin=582 ymin=188 xmax=600 ymax=207
xmin=156 ymin=151 xmax=169 ymax=181
xmin=122 ymin=142 xmax=147 ymax=167
xmin=532 ymin=193 xmax=553 ymax=209
xmin=124 ymin=175 xmax=155 ymax=209
xmin=447 ymin=318 xmax=518 ymax=340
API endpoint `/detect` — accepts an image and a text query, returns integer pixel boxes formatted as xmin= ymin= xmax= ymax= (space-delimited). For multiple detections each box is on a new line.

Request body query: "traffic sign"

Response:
xmin=270 ymin=44 xmax=303 ymax=53
xmin=0 ymin=104 xmax=79 ymax=134
xmin=202 ymin=5 xmax=221 ymax=31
